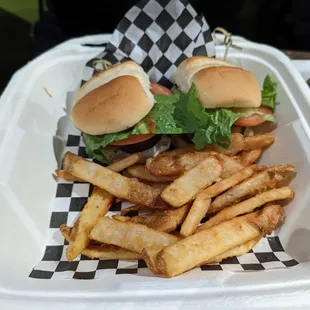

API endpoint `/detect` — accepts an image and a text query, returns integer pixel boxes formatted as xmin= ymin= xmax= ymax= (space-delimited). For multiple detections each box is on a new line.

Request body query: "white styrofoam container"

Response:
xmin=1 ymin=34 xmax=310 ymax=308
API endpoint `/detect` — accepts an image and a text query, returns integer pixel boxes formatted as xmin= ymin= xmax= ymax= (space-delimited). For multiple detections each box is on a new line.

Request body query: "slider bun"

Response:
xmin=174 ymin=56 xmax=261 ymax=108
xmin=71 ymin=61 xmax=155 ymax=135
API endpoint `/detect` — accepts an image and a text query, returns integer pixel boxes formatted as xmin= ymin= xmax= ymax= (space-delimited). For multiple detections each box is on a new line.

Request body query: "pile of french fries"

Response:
xmin=56 ymin=132 xmax=296 ymax=278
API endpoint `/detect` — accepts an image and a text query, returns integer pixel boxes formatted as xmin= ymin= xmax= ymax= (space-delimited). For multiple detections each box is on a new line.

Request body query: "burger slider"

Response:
xmin=70 ymin=57 xmax=278 ymax=164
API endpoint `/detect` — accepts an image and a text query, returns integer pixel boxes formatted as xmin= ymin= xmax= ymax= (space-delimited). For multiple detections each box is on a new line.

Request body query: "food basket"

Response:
xmin=1 ymin=5 xmax=310 ymax=309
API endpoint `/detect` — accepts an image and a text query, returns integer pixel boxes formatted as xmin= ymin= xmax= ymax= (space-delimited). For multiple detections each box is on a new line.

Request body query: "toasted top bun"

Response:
xmin=71 ymin=61 xmax=155 ymax=135
xmin=173 ymin=56 xmax=261 ymax=108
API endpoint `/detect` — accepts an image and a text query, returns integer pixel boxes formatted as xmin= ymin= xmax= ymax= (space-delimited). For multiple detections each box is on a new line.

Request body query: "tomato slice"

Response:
xmin=150 ymin=83 xmax=172 ymax=95
xmin=109 ymin=134 xmax=156 ymax=146
xmin=109 ymin=84 xmax=171 ymax=146
xmin=234 ymin=106 xmax=273 ymax=127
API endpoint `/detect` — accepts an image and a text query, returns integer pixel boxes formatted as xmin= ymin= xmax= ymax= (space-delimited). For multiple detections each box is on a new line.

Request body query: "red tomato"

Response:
xmin=109 ymin=134 xmax=156 ymax=146
xmin=234 ymin=106 xmax=273 ymax=127
xmin=150 ymin=83 xmax=172 ymax=95
xmin=109 ymin=84 xmax=170 ymax=146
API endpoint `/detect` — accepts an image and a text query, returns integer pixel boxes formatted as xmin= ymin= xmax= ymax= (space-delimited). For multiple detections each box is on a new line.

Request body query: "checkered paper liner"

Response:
xmin=29 ymin=133 xmax=298 ymax=280
xmin=80 ymin=0 xmax=215 ymax=88
xmin=29 ymin=0 xmax=298 ymax=280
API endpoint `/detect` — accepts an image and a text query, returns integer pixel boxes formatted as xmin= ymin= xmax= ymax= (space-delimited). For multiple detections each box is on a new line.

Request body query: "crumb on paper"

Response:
xmin=44 ymin=87 xmax=52 ymax=98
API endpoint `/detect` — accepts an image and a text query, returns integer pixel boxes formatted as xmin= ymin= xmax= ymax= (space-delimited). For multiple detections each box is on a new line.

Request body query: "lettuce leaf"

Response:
xmin=174 ymin=85 xmax=240 ymax=149
xmin=261 ymin=74 xmax=278 ymax=111
xmin=82 ymin=93 xmax=185 ymax=163
xmin=134 ymin=92 xmax=184 ymax=134
xmin=83 ymin=79 xmax=278 ymax=163
xmin=174 ymin=84 xmax=276 ymax=150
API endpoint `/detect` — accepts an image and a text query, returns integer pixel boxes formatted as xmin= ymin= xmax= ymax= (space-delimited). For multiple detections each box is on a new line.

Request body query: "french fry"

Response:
xmin=216 ymin=153 xmax=246 ymax=179
xmin=130 ymin=204 xmax=190 ymax=232
xmin=240 ymin=149 xmax=262 ymax=166
xmin=146 ymin=155 xmax=181 ymax=176
xmin=207 ymin=133 xmax=274 ymax=155
xmin=62 ymin=152 xmax=144 ymax=261
xmin=142 ymin=247 xmax=164 ymax=274
xmin=156 ymin=204 xmax=285 ymax=277
xmin=203 ymin=236 xmax=262 ymax=264
xmin=199 ymin=165 xmax=257 ymax=201
xmin=66 ymin=186 xmax=114 ymax=261
xmin=231 ymin=155 xmax=242 ymax=162
xmin=107 ymin=152 xmax=143 ymax=172
xmin=112 ymin=215 xmax=131 ymax=222
xmin=180 ymin=197 xmax=211 ymax=237
xmin=161 ymin=155 xmax=222 ymax=207
xmin=60 ymin=224 xmax=142 ymax=260
xmin=177 ymin=152 xmax=213 ymax=172
xmin=162 ymin=145 xmax=196 ymax=157
xmin=207 ymin=133 xmax=245 ymax=156
xmin=197 ymin=186 xmax=294 ymax=232
xmin=89 ymin=217 xmax=180 ymax=254
xmin=244 ymin=133 xmax=275 ymax=151
xmin=120 ymin=204 xmax=156 ymax=216
xmin=145 ymin=152 xmax=210 ymax=176
xmin=209 ymin=164 xmax=295 ymax=214
xmin=63 ymin=152 xmax=163 ymax=208
xmin=55 ymin=170 xmax=84 ymax=182
xmin=127 ymin=165 xmax=177 ymax=183
xmin=148 ymin=183 xmax=169 ymax=191
xmin=146 ymin=151 xmax=245 ymax=181
xmin=56 ymin=152 xmax=143 ymax=183
xmin=139 ymin=205 xmax=189 ymax=274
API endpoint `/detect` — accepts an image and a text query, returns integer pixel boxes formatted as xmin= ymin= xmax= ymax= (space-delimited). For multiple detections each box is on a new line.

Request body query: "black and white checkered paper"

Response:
xmin=29 ymin=0 xmax=298 ymax=280
xmin=80 ymin=0 xmax=215 ymax=89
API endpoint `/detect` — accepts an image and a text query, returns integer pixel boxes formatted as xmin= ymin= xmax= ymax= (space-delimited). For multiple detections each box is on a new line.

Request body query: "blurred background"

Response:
xmin=1 ymin=0 xmax=309 ymax=93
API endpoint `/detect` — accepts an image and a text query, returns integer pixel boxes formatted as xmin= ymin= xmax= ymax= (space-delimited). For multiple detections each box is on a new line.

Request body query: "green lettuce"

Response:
xmin=261 ymin=74 xmax=278 ymax=111
xmin=83 ymin=75 xmax=278 ymax=163
xmin=174 ymin=84 xmax=275 ymax=150
xmin=82 ymin=92 xmax=185 ymax=163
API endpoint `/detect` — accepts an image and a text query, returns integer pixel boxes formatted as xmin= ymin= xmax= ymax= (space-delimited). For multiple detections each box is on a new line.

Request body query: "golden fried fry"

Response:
xmin=112 ymin=215 xmax=131 ymax=222
xmin=142 ymin=247 xmax=164 ymax=274
xmin=55 ymin=170 xmax=83 ymax=182
xmin=156 ymin=204 xmax=285 ymax=277
xmin=244 ymin=133 xmax=275 ymax=151
xmin=180 ymin=197 xmax=211 ymax=237
xmin=240 ymin=149 xmax=262 ymax=166
xmin=60 ymin=224 xmax=142 ymax=260
xmin=204 ymin=236 xmax=262 ymax=264
xmin=207 ymin=133 xmax=245 ymax=156
xmin=120 ymin=204 xmax=156 ymax=216
xmin=197 ymin=186 xmax=293 ymax=232
xmin=66 ymin=186 xmax=114 ymax=261
xmin=146 ymin=151 xmax=245 ymax=181
xmin=145 ymin=155 xmax=181 ymax=176
xmin=161 ymin=156 xmax=222 ymax=207
xmin=162 ymin=145 xmax=196 ymax=157
xmin=57 ymin=152 xmax=142 ymax=183
xmin=63 ymin=152 xmax=162 ymax=208
xmin=199 ymin=165 xmax=257 ymax=201
xmin=130 ymin=204 xmax=190 ymax=232
xmin=145 ymin=152 xmax=210 ymax=176
xmin=216 ymin=153 xmax=246 ymax=179
xmin=210 ymin=164 xmax=295 ymax=214
xmin=127 ymin=165 xmax=177 ymax=183
xmin=177 ymin=152 xmax=213 ymax=172
xmin=107 ymin=152 xmax=143 ymax=172
xmin=89 ymin=217 xmax=179 ymax=254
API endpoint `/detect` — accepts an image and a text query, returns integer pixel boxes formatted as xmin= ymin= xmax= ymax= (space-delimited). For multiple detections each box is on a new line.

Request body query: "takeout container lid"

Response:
xmin=1 ymin=34 xmax=310 ymax=308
